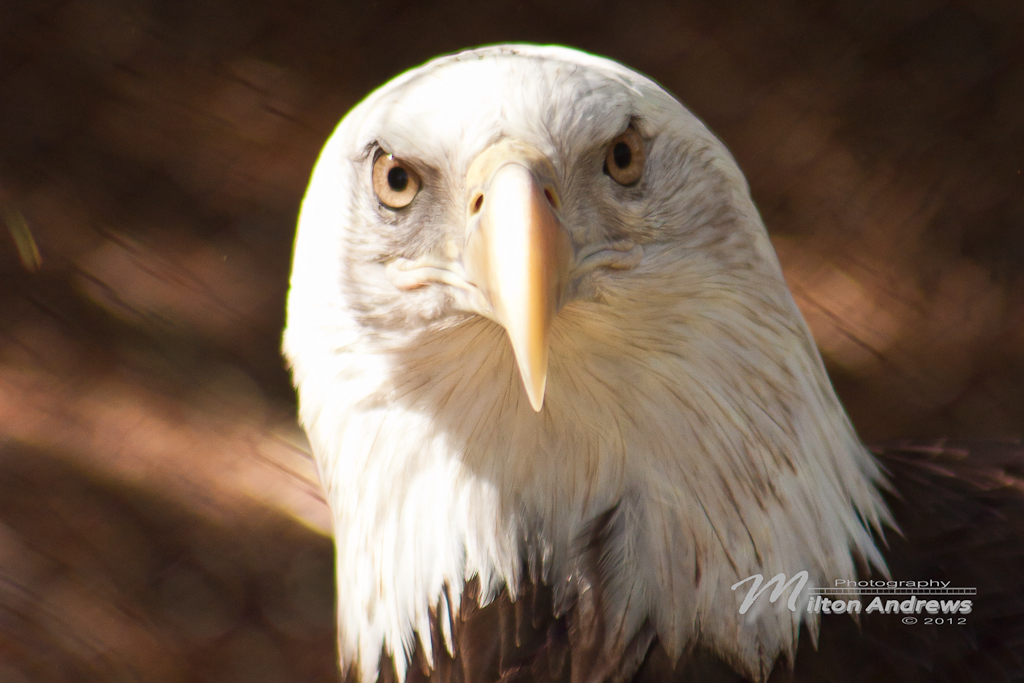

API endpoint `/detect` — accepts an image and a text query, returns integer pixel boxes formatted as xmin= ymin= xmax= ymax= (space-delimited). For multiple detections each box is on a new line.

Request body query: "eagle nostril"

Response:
xmin=544 ymin=187 xmax=558 ymax=209
xmin=471 ymin=193 xmax=484 ymax=215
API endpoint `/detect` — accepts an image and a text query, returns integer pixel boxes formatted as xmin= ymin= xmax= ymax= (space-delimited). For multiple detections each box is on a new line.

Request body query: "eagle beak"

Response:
xmin=463 ymin=142 xmax=572 ymax=412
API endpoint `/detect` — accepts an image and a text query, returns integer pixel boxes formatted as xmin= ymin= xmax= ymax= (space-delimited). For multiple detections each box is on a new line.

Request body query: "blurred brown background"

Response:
xmin=0 ymin=0 xmax=1021 ymax=680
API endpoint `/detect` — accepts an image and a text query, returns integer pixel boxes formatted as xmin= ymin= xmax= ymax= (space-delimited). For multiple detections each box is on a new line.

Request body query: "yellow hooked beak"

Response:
xmin=462 ymin=141 xmax=572 ymax=412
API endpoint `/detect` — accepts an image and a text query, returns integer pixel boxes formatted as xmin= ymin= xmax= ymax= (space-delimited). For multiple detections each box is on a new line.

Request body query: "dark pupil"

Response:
xmin=613 ymin=142 xmax=632 ymax=168
xmin=387 ymin=166 xmax=408 ymax=192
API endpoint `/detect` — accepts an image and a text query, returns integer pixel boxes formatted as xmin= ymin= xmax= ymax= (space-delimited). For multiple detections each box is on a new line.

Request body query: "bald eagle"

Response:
xmin=284 ymin=46 xmax=1024 ymax=683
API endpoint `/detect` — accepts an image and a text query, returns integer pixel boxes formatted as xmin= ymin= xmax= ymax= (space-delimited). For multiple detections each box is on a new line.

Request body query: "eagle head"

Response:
xmin=284 ymin=45 xmax=891 ymax=683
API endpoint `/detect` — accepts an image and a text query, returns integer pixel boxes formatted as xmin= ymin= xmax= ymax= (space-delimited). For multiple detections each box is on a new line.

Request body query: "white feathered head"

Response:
xmin=284 ymin=45 xmax=890 ymax=683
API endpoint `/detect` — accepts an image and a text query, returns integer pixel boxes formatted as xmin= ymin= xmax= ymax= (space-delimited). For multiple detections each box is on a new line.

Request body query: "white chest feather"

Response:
xmin=287 ymin=254 xmax=889 ymax=682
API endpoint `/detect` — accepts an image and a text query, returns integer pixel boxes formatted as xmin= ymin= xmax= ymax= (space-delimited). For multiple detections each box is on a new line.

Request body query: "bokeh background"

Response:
xmin=0 ymin=0 xmax=1021 ymax=680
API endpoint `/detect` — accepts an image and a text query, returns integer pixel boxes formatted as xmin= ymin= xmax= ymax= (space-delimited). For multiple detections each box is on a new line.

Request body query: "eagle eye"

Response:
xmin=604 ymin=127 xmax=645 ymax=186
xmin=373 ymin=153 xmax=420 ymax=208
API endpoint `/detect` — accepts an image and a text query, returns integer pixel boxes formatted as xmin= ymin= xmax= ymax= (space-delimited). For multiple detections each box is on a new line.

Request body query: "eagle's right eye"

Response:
xmin=373 ymin=153 xmax=421 ymax=208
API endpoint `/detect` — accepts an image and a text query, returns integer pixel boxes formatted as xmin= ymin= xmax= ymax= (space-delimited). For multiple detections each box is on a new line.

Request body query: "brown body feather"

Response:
xmin=363 ymin=441 xmax=1024 ymax=683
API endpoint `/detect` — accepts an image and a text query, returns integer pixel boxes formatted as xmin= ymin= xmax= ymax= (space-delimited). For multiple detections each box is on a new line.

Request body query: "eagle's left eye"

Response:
xmin=373 ymin=153 xmax=421 ymax=208
xmin=604 ymin=127 xmax=645 ymax=186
